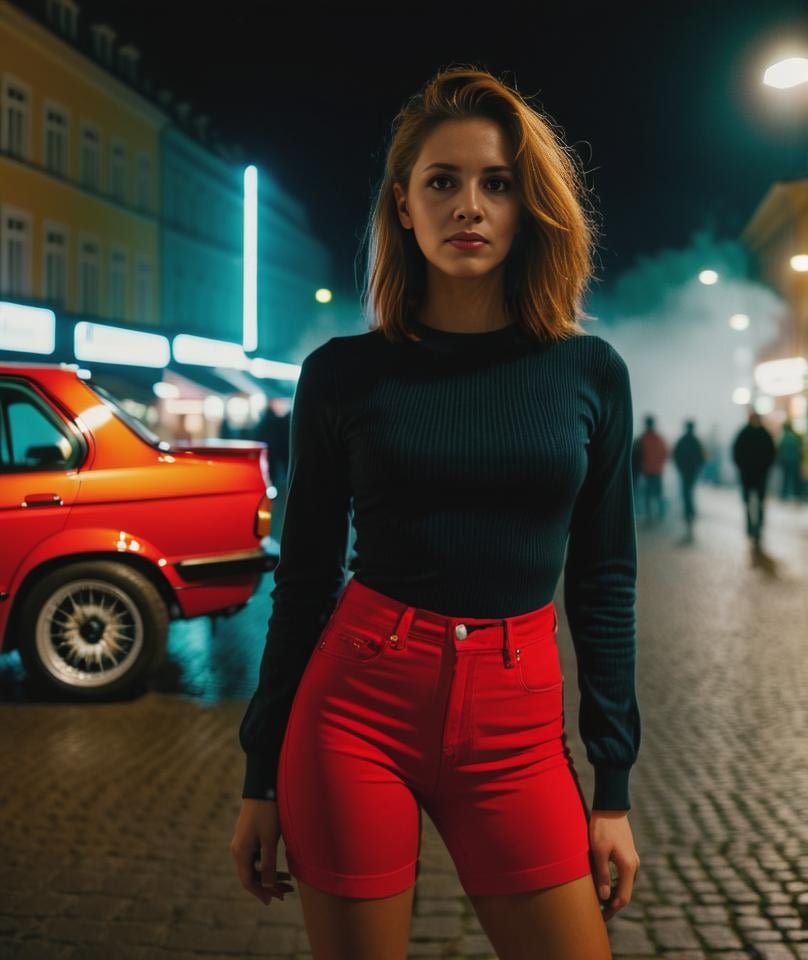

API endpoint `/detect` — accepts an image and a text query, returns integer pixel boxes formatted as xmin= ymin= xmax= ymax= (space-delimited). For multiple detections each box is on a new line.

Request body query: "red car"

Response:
xmin=0 ymin=361 xmax=278 ymax=699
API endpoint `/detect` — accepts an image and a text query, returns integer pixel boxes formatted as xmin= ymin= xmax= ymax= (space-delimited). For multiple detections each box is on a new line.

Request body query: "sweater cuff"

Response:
xmin=592 ymin=764 xmax=632 ymax=812
xmin=242 ymin=753 xmax=278 ymax=802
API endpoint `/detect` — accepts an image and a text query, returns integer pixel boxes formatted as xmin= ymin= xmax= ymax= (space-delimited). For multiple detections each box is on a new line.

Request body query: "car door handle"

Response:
xmin=22 ymin=493 xmax=63 ymax=507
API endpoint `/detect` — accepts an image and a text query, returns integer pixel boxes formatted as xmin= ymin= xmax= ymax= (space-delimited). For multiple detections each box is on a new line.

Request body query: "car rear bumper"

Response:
xmin=174 ymin=544 xmax=278 ymax=582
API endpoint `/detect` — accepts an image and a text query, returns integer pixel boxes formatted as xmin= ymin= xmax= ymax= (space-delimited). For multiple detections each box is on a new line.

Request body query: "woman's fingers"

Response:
xmin=232 ymin=843 xmax=275 ymax=905
xmin=601 ymin=854 xmax=640 ymax=921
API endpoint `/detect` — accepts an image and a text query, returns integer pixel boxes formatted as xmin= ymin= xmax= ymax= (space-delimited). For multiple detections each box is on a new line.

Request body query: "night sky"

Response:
xmin=72 ymin=1 xmax=808 ymax=298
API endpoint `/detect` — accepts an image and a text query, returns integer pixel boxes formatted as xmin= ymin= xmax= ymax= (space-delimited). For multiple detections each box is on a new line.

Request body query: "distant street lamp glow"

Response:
xmin=153 ymin=382 xmax=180 ymax=399
xmin=732 ymin=387 xmax=752 ymax=405
xmin=733 ymin=346 xmax=753 ymax=367
xmin=729 ymin=313 xmax=750 ymax=330
xmin=790 ymin=254 xmax=808 ymax=272
xmin=699 ymin=270 xmax=719 ymax=285
xmin=754 ymin=356 xmax=808 ymax=396
xmin=763 ymin=57 xmax=808 ymax=89
xmin=315 ymin=288 xmax=333 ymax=304
xmin=243 ymin=165 xmax=258 ymax=353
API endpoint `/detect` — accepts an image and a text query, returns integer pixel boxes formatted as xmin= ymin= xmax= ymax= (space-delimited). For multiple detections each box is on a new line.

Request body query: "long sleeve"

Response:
xmin=563 ymin=342 xmax=641 ymax=812
xmin=238 ymin=339 xmax=352 ymax=800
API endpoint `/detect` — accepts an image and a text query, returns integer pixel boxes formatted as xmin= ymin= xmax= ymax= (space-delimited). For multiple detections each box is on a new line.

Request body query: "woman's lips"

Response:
xmin=448 ymin=239 xmax=486 ymax=250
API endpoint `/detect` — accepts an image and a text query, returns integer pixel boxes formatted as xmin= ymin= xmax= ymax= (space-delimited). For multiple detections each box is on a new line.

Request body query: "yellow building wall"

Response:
xmin=0 ymin=1 xmax=164 ymax=325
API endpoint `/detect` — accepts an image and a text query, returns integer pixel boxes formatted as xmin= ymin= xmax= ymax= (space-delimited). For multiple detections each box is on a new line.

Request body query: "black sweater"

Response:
xmin=239 ymin=319 xmax=641 ymax=811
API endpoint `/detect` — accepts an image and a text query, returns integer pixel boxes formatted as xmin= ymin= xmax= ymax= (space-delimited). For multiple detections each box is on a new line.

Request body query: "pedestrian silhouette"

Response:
xmin=672 ymin=419 xmax=706 ymax=543
xmin=731 ymin=411 xmax=776 ymax=560
xmin=777 ymin=419 xmax=804 ymax=502
xmin=637 ymin=415 xmax=668 ymax=526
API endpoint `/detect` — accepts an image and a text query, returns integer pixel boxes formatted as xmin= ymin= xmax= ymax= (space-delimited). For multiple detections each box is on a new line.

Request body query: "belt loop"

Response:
xmin=502 ymin=617 xmax=515 ymax=668
xmin=388 ymin=603 xmax=414 ymax=651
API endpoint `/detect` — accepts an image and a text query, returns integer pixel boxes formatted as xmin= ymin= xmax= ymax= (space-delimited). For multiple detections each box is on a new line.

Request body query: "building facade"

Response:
xmin=1 ymin=0 xmax=333 ymax=444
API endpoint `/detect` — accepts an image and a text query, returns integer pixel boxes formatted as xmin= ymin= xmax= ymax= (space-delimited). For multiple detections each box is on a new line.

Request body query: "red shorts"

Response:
xmin=278 ymin=576 xmax=593 ymax=899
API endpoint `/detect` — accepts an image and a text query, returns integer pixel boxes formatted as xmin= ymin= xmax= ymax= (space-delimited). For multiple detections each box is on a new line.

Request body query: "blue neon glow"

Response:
xmin=243 ymin=165 xmax=258 ymax=352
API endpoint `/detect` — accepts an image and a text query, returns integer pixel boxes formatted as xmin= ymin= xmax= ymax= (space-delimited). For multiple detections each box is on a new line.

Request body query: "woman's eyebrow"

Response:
xmin=422 ymin=162 xmax=514 ymax=173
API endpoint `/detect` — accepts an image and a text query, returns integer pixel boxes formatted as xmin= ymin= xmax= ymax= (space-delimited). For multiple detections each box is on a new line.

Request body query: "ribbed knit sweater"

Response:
xmin=239 ymin=318 xmax=641 ymax=811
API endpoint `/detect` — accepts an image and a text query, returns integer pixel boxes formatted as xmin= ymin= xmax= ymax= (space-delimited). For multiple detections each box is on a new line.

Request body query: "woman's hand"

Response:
xmin=230 ymin=798 xmax=295 ymax=906
xmin=589 ymin=809 xmax=640 ymax=922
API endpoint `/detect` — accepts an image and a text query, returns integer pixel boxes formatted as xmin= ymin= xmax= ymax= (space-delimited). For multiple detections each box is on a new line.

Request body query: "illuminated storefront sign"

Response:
xmin=173 ymin=333 xmax=249 ymax=369
xmin=74 ymin=321 xmax=170 ymax=367
xmin=0 ymin=301 xmax=55 ymax=354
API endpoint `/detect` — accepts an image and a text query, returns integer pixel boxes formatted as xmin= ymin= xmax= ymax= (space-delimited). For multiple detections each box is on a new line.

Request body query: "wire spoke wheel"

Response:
xmin=19 ymin=561 xmax=168 ymax=699
xmin=36 ymin=579 xmax=144 ymax=687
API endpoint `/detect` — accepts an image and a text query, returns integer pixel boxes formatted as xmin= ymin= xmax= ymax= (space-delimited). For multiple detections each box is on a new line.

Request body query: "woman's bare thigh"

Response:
xmin=469 ymin=873 xmax=612 ymax=960
xmin=297 ymin=878 xmax=416 ymax=960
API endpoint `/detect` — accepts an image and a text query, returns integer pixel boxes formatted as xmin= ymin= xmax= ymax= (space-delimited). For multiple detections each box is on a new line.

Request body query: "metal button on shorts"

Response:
xmin=455 ymin=624 xmax=468 ymax=640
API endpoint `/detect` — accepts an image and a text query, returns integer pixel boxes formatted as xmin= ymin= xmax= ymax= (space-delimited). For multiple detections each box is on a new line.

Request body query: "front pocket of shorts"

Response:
xmin=316 ymin=623 xmax=386 ymax=664
xmin=471 ymin=648 xmax=564 ymax=755
xmin=516 ymin=636 xmax=563 ymax=693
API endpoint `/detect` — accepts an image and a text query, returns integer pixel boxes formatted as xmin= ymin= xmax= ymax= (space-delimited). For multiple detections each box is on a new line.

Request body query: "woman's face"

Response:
xmin=393 ymin=118 xmax=523 ymax=283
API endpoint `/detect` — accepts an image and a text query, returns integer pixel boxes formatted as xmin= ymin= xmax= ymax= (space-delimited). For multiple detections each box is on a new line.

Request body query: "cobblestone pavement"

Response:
xmin=1 ymin=483 xmax=806 ymax=959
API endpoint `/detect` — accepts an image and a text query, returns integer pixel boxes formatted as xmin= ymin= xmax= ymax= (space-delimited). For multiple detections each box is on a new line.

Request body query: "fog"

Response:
xmin=590 ymin=228 xmax=786 ymax=482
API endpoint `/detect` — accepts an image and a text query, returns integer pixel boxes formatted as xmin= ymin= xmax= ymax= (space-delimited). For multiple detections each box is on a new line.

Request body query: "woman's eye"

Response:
xmin=427 ymin=175 xmax=511 ymax=192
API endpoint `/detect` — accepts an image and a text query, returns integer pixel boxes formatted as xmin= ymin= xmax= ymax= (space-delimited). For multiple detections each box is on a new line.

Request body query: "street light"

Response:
xmin=763 ymin=57 xmax=808 ymax=89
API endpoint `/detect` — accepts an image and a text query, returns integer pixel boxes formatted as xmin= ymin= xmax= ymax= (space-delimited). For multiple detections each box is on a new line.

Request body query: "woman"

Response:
xmin=231 ymin=64 xmax=641 ymax=960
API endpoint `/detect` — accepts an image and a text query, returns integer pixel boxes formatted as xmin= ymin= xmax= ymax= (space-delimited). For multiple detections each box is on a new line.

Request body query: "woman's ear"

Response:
xmin=393 ymin=182 xmax=413 ymax=230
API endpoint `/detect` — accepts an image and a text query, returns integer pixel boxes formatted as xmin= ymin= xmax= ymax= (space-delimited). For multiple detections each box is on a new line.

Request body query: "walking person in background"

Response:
xmin=231 ymin=65 xmax=641 ymax=959
xmin=777 ymin=420 xmax=803 ymax=503
xmin=731 ymin=411 xmax=776 ymax=561
xmin=672 ymin=419 xmax=706 ymax=543
xmin=637 ymin=415 xmax=668 ymax=526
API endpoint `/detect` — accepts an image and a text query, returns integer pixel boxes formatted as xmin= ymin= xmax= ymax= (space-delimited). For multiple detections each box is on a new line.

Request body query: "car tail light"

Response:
xmin=255 ymin=492 xmax=272 ymax=538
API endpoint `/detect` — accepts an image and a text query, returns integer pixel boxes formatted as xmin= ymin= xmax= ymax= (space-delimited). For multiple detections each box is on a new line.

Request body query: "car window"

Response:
xmin=88 ymin=381 xmax=171 ymax=452
xmin=0 ymin=380 xmax=82 ymax=472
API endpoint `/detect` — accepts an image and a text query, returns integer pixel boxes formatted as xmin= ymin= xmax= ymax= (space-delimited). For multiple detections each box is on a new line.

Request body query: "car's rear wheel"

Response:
xmin=17 ymin=561 xmax=169 ymax=699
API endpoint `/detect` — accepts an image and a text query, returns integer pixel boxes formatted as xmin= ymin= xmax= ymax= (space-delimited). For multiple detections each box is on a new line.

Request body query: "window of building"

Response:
xmin=1 ymin=207 xmax=32 ymax=297
xmin=117 ymin=45 xmax=141 ymax=84
xmin=43 ymin=222 xmax=68 ymax=307
xmin=46 ymin=0 xmax=78 ymax=40
xmin=43 ymin=101 xmax=68 ymax=177
xmin=78 ymin=236 xmax=100 ymax=315
xmin=110 ymin=139 xmax=126 ymax=203
xmin=90 ymin=23 xmax=116 ymax=65
xmin=80 ymin=123 xmax=101 ymax=191
xmin=134 ymin=256 xmax=153 ymax=324
xmin=109 ymin=246 xmax=127 ymax=320
xmin=135 ymin=152 xmax=152 ymax=211
xmin=1 ymin=76 xmax=31 ymax=161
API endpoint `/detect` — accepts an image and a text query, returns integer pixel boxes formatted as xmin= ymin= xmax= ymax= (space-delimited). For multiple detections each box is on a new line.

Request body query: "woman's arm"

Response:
xmin=562 ymin=340 xmax=641 ymax=813
xmin=238 ymin=339 xmax=352 ymax=801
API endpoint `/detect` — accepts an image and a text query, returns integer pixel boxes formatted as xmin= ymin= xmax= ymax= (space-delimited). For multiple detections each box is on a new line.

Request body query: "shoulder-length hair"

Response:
xmin=357 ymin=64 xmax=601 ymax=344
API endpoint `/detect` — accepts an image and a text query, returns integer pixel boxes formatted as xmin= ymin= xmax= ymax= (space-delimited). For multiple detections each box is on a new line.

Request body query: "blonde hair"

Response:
xmin=357 ymin=64 xmax=601 ymax=344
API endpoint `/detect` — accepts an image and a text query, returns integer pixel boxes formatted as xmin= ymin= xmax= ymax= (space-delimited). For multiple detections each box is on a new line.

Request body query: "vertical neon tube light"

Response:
xmin=243 ymin=165 xmax=258 ymax=352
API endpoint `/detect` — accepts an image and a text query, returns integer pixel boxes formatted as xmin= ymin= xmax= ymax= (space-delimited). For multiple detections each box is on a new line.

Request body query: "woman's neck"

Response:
xmin=416 ymin=273 xmax=512 ymax=333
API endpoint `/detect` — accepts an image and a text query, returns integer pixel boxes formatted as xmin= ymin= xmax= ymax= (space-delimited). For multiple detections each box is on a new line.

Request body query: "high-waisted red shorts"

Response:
xmin=277 ymin=576 xmax=593 ymax=899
